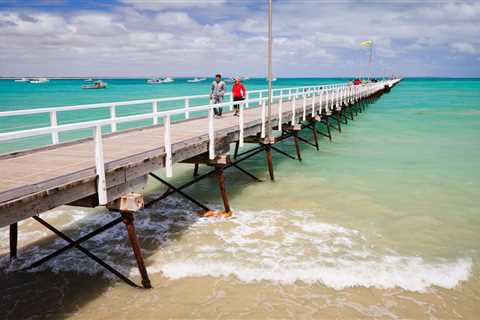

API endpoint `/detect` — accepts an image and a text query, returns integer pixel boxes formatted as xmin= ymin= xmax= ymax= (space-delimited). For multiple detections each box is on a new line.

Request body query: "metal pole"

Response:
xmin=266 ymin=0 xmax=273 ymax=141
xmin=368 ymin=43 xmax=373 ymax=81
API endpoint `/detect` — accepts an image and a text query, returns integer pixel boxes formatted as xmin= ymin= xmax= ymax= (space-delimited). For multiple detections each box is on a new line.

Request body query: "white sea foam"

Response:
xmin=157 ymin=256 xmax=471 ymax=292
xmin=0 ymin=204 xmax=473 ymax=292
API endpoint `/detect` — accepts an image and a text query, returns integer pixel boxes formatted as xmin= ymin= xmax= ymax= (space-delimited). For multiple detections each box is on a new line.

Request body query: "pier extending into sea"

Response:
xmin=0 ymin=79 xmax=401 ymax=288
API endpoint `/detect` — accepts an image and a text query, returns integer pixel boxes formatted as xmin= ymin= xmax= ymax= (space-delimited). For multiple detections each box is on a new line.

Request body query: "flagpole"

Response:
xmin=266 ymin=0 xmax=273 ymax=141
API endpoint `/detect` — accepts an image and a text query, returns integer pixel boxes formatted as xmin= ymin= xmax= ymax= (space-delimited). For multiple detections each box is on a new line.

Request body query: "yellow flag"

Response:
xmin=360 ymin=40 xmax=373 ymax=47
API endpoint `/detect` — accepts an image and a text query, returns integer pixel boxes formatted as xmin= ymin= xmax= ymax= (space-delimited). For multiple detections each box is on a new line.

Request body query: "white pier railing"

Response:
xmin=0 ymin=79 xmax=399 ymax=204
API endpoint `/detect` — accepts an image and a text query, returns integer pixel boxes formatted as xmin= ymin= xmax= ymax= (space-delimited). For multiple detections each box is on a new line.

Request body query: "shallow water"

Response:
xmin=1 ymin=78 xmax=479 ymax=319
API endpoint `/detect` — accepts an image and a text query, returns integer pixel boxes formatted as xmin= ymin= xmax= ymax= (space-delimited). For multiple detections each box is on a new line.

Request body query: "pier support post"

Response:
xmin=110 ymin=193 xmax=152 ymax=289
xmin=10 ymin=223 xmax=17 ymax=260
xmin=193 ymin=163 xmax=199 ymax=177
xmin=335 ymin=112 xmax=342 ymax=132
xmin=342 ymin=109 xmax=349 ymax=124
xmin=293 ymin=130 xmax=302 ymax=162
xmin=308 ymin=118 xmax=320 ymax=151
xmin=234 ymin=141 xmax=240 ymax=159
xmin=265 ymin=144 xmax=275 ymax=181
xmin=320 ymin=116 xmax=333 ymax=141
xmin=215 ymin=164 xmax=231 ymax=213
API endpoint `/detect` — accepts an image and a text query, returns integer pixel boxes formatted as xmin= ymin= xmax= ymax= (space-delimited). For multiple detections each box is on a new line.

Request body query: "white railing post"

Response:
xmin=261 ymin=99 xmax=266 ymax=138
xmin=163 ymin=115 xmax=173 ymax=177
xmin=50 ymin=111 xmax=59 ymax=144
xmin=93 ymin=125 xmax=107 ymax=205
xmin=208 ymin=108 xmax=215 ymax=160
xmin=312 ymin=88 xmax=316 ymax=116
xmin=291 ymin=93 xmax=296 ymax=124
xmin=230 ymin=94 xmax=234 ymax=111
xmin=335 ymin=86 xmax=340 ymax=110
xmin=110 ymin=104 xmax=117 ymax=132
xmin=152 ymin=101 xmax=158 ymax=124
xmin=246 ymin=92 xmax=250 ymax=109
xmin=302 ymin=90 xmax=307 ymax=121
xmin=278 ymin=90 xmax=283 ymax=131
xmin=239 ymin=101 xmax=244 ymax=147
xmin=185 ymin=98 xmax=190 ymax=119
xmin=319 ymin=89 xmax=324 ymax=114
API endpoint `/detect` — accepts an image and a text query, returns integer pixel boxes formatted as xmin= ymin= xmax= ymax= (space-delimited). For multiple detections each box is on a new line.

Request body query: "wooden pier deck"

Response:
xmin=0 ymin=79 xmax=401 ymax=288
xmin=1 ymin=96 xmax=312 ymax=227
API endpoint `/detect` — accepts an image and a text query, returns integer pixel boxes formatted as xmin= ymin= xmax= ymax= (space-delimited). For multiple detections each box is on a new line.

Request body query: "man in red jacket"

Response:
xmin=232 ymin=77 xmax=247 ymax=116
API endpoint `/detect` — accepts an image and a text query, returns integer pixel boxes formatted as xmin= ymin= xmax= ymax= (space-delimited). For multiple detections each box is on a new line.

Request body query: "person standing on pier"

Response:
xmin=232 ymin=77 xmax=247 ymax=116
xmin=210 ymin=74 xmax=226 ymax=118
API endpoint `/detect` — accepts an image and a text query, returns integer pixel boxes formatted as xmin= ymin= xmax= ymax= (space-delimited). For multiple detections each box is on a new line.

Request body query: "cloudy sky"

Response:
xmin=0 ymin=0 xmax=479 ymax=77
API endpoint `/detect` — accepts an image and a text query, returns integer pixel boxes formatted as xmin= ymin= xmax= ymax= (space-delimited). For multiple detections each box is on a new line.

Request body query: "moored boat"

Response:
xmin=29 ymin=78 xmax=49 ymax=84
xmin=82 ymin=80 xmax=107 ymax=89
xmin=187 ymin=77 xmax=206 ymax=83
xmin=147 ymin=77 xmax=174 ymax=84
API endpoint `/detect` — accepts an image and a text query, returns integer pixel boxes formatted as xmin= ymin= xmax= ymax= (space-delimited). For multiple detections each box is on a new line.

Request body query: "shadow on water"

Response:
xmin=0 ymin=113 xmax=347 ymax=320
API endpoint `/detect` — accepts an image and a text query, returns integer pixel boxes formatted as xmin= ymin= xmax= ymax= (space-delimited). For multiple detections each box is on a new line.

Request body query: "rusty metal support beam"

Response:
xmin=265 ymin=144 xmax=274 ymax=181
xmin=149 ymin=172 xmax=211 ymax=212
xmin=28 ymin=216 xmax=142 ymax=288
xmin=121 ymin=211 xmax=152 ymax=289
xmin=23 ymin=216 xmax=123 ymax=270
xmin=215 ymin=165 xmax=231 ymax=213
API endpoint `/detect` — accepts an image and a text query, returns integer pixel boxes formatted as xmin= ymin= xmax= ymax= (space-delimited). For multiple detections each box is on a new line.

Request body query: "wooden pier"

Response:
xmin=0 ymin=79 xmax=401 ymax=288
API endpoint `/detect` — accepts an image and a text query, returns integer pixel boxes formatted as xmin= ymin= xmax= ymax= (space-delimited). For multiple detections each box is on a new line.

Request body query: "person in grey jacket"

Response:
xmin=210 ymin=74 xmax=226 ymax=117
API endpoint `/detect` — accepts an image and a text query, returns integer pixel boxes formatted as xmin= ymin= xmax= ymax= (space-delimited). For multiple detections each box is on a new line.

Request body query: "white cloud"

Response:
xmin=120 ymin=0 xmax=226 ymax=11
xmin=450 ymin=42 xmax=478 ymax=55
xmin=0 ymin=0 xmax=479 ymax=77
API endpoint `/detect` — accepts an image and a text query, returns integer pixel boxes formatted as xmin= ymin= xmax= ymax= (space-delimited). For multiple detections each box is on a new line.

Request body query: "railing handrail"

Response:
xmin=0 ymin=81 xmax=399 ymax=142
xmin=0 ymin=84 xmax=326 ymax=118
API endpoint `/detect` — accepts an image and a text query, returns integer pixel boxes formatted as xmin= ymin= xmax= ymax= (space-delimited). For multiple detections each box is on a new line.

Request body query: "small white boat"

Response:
xmin=29 ymin=78 xmax=49 ymax=84
xmin=187 ymin=77 xmax=206 ymax=83
xmin=242 ymin=77 xmax=250 ymax=81
xmin=84 ymin=78 xmax=94 ymax=82
xmin=147 ymin=78 xmax=162 ymax=84
xmin=14 ymin=77 xmax=29 ymax=82
xmin=82 ymin=80 xmax=107 ymax=89
xmin=147 ymin=77 xmax=174 ymax=84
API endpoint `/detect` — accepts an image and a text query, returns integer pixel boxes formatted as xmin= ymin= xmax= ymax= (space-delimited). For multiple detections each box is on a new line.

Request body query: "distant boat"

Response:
xmin=187 ymin=77 xmax=206 ymax=83
xmin=84 ymin=78 xmax=94 ymax=82
xmin=242 ymin=77 xmax=250 ymax=81
xmin=14 ymin=77 xmax=29 ymax=82
xmin=82 ymin=80 xmax=107 ymax=89
xmin=147 ymin=77 xmax=174 ymax=84
xmin=29 ymin=78 xmax=49 ymax=84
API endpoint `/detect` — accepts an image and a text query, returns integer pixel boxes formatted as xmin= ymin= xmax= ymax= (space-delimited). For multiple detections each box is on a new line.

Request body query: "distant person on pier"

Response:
xmin=210 ymin=74 xmax=226 ymax=118
xmin=353 ymin=78 xmax=362 ymax=85
xmin=232 ymin=77 xmax=246 ymax=116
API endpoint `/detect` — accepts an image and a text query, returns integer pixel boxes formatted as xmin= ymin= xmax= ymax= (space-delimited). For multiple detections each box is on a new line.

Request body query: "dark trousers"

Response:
xmin=233 ymin=96 xmax=245 ymax=111
xmin=212 ymin=96 xmax=224 ymax=116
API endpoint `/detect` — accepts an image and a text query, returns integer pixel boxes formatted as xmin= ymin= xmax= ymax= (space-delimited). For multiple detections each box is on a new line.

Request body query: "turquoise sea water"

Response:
xmin=1 ymin=78 xmax=479 ymax=318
